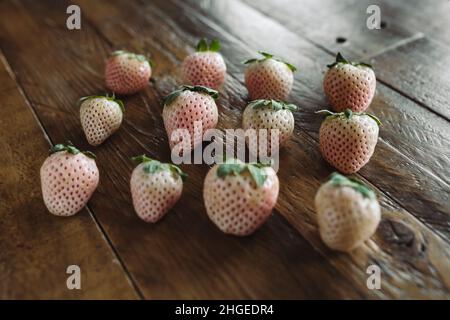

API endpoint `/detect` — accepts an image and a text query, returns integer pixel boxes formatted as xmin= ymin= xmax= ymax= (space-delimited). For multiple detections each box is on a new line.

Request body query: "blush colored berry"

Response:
xmin=244 ymin=51 xmax=296 ymax=101
xmin=315 ymin=173 xmax=381 ymax=251
xmin=324 ymin=52 xmax=376 ymax=112
xmin=242 ymin=99 xmax=297 ymax=156
xmin=40 ymin=142 xmax=99 ymax=216
xmin=130 ymin=155 xmax=186 ymax=223
xmin=203 ymin=159 xmax=279 ymax=236
xmin=182 ymin=38 xmax=226 ymax=90
xmin=105 ymin=50 xmax=153 ymax=95
xmin=79 ymin=95 xmax=124 ymax=146
xmin=162 ymin=85 xmax=219 ymax=156
xmin=318 ymin=109 xmax=380 ymax=174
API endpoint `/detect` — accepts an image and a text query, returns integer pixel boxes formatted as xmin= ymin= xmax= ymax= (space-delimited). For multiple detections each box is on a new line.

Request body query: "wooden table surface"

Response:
xmin=0 ymin=0 xmax=449 ymax=299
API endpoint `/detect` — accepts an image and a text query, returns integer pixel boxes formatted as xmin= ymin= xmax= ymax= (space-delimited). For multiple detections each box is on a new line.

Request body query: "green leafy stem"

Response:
xmin=327 ymin=52 xmax=373 ymax=69
xmin=111 ymin=50 xmax=154 ymax=68
xmin=216 ymin=159 xmax=272 ymax=187
xmin=316 ymin=109 xmax=381 ymax=126
xmin=196 ymin=38 xmax=221 ymax=52
xmin=163 ymin=85 xmax=219 ymax=107
xmin=77 ymin=93 xmax=125 ymax=113
xmin=249 ymin=99 xmax=298 ymax=111
xmin=49 ymin=141 xmax=96 ymax=159
xmin=132 ymin=155 xmax=187 ymax=181
xmin=329 ymin=172 xmax=376 ymax=200
xmin=243 ymin=51 xmax=297 ymax=72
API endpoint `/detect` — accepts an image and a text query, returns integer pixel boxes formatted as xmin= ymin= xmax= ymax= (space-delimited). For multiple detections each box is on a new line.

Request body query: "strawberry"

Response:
xmin=244 ymin=51 xmax=296 ymax=101
xmin=315 ymin=173 xmax=381 ymax=251
xmin=105 ymin=50 xmax=153 ymax=95
xmin=181 ymin=38 xmax=227 ymax=90
xmin=130 ymin=155 xmax=186 ymax=223
xmin=323 ymin=52 xmax=376 ymax=112
xmin=40 ymin=142 xmax=99 ymax=217
xmin=242 ymin=99 xmax=297 ymax=156
xmin=162 ymin=85 xmax=219 ymax=155
xmin=203 ymin=159 xmax=279 ymax=236
xmin=318 ymin=109 xmax=380 ymax=174
xmin=79 ymin=95 xmax=124 ymax=146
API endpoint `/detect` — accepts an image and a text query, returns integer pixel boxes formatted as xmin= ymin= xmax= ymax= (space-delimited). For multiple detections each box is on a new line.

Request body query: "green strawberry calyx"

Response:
xmin=196 ymin=38 xmax=221 ymax=53
xmin=329 ymin=172 xmax=376 ymax=200
xmin=316 ymin=109 xmax=381 ymax=126
xmin=49 ymin=141 xmax=96 ymax=159
xmin=216 ymin=158 xmax=272 ymax=187
xmin=132 ymin=155 xmax=187 ymax=181
xmin=163 ymin=85 xmax=219 ymax=107
xmin=327 ymin=52 xmax=373 ymax=70
xmin=249 ymin=99 xmax=298 ymax=112
xmin=243 ymin=51 xmax=297 ymax=72
xmin=77 ymin=93 xmax=125 ymax=113
xmin=111 ymin=50 xmax=154 ymax=68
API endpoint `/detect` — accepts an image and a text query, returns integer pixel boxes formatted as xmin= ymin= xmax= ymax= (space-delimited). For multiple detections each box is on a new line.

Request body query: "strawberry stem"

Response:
xmin=243 ymin=51 xmax=297 ymax=72
xmin=132 ymin=155 xmax=187 ymax=181
xmin=77 ymin=94 xmax=125 ymax=113
xmin=329 ymin=172 xmax=376 ymax=200
xmin=216 ymin=159 xmax=271 ymax=187
xmin=316 ymin=109 xmax=381 ymax=126
xmin=49 ymin=141 xmax=96 ymax=159
xmin=327 ymin=52 xmax=373 ymax=69
xmin=196 ymin=38 xmax=221 ymax=52
xmin=249 ymin=99 xmax=298 ymax=111
xmin=163 ymin=85 xmax=219 ymax=107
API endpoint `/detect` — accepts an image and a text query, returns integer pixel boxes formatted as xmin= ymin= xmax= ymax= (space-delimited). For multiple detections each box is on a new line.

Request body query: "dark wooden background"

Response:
xmin=0 ymin=0 xmax=449 ymax=299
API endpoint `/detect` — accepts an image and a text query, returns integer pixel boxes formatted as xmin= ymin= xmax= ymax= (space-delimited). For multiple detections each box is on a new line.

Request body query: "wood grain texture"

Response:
xmin=77 ymin=0 xmax=449 ymax=298
xmin=0 ymin=0 xmax=449 ymax=299
xmin=0 ymin=0 xmax=365 ymax=299
xmin=0 ymin=51 xmax=138 ymax=299
xmin=242 ymin=0 xmax=450 ymax=120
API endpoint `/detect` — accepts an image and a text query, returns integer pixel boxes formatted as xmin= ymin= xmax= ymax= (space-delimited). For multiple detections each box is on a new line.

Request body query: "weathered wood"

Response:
xmin=0 ymin=51 xmax=138 ymax=299
xmin=241 ymin=0 xmax=450 ymax=120
xmin=0 ymin=0 xmax=366 ymax=299
xmin=78 ymin=0 xmax=450 ymax=298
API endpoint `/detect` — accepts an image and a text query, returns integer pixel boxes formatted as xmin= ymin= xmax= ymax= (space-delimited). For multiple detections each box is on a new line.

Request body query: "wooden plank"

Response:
xmin=241 ymin=0 xmax=450 ymax=120
xmin=78 ymin=0 xmax=450 ymax=298
xmin=371 ymin=37 xmax=450 ymax=119
xmin=0 ymin=51 xmax=138 ymax=299
xmin=0 ymin=0 xmax=365 ymax=299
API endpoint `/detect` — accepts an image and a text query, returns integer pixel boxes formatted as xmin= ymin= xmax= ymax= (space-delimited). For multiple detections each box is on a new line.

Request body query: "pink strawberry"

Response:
xmin=182 ymin=38 xmax=227 ymax=90
xmin=244 ymin=51 xmax=296 ymax=101
xmin=203 ymin=159 xmax=279 ymax=236
xmin=162 ymin=85 xmax=219 ymax=155
xmin=79 ymin=95 xmax=124 ymax=146
xmin=130 ymin=155 xmax=186 ymax=223
xmin=40 ymin=142 xmax=99 ymax=216
xmin=318 ymin=109 xmax=380 ymax=174
xmin=105 ymin=50 xmax=153 ymax=95
xmin=242 ymin=99 xmax=297 ymax=156
xmin=315 ymin=173 xmax=381 ymax=251
xmin=323 ymin=52 xmax=376 ymax=112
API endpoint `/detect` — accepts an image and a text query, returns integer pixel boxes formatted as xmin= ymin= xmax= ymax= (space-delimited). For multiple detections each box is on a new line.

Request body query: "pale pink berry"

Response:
xmin=244 ymin=52 xmax=296 ymax=101
xmin=40 ymin=143 xmax=99 ymax=217
xmin=203 ymin=160 xmax=279 ymax=236
xmin=105 ymin=50 xmax=152 ymax=95
xmin=79 ymin=95 xmax=124 ymax=146
xmin=323 ymin=52 xmax=376 ymax=112
xmin=242 ymin=99 xmax=297 ymax=156
xmin=162 ymin=85 xmax=219 ymax=155
xmin=182 ymin=38 xmax=226 ymax=90
xmin=315 ymin=173 xmax=381 ymax=252
xmin=318 ymin=109 xmax=380 ymax=174
xmin=130 ymin=155 xmax=185 ymax=223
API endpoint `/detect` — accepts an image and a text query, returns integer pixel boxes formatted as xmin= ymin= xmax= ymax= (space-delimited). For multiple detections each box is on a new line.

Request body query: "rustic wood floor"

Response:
xmin=0 ymin=0 xmax=449 ymax=299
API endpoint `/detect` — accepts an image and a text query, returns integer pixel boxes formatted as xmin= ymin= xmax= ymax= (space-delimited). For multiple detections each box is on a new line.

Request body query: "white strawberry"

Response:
xmin=40 ymin=142 xmax=99 ymax=216
xmin=79 ymin=95 xmax=124 ymax=146
xmin=242 ymin=99 xmax=297 ymax=156
xmin=315 ymin=173 xmax=381 ymax=251
xmin=244 ymin=51 xmax=296 ymax=101
xmin=130 ymin=155 xmax=186 ymax=223
xmin=182 ymin=38 xmax=227 ymax=89
xmin=203 ymin=159 xmax=279 ymax=236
